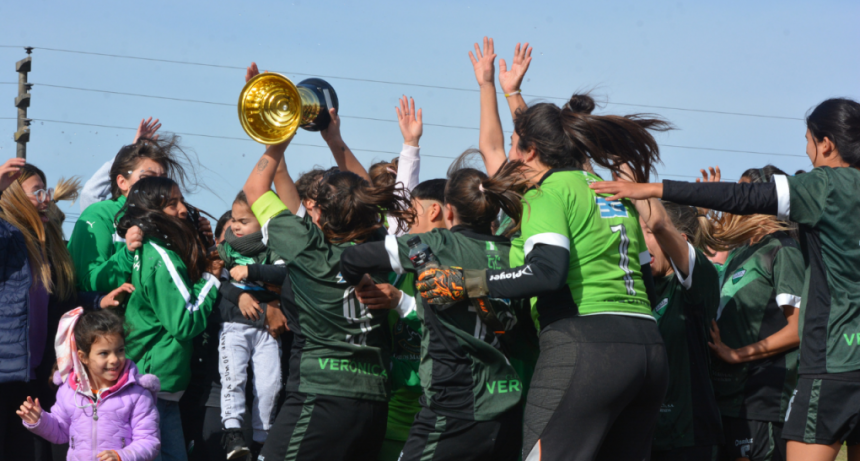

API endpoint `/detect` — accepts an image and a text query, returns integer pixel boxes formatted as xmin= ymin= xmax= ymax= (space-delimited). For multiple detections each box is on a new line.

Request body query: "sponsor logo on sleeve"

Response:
xmin=488 ymin=265 xmax=533 ymax=282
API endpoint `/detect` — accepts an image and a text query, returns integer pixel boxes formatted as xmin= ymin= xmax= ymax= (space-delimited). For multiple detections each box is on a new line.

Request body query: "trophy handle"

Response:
xmin=297 ymin=78 xmax=339 ymax=132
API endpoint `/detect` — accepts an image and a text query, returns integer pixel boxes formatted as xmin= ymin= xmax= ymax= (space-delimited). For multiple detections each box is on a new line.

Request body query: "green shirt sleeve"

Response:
xmin=772 ymin=245 xmax=805 ymax=308
xmin=521 ymin=188 xmax=572 ymax=253
xmin=145 ymin=242 xmax=220 ymax=341
xmin=67 ymin=206 xmax=134 ymax=292
xmin=784 ymin=169 xmax=830 ymax=226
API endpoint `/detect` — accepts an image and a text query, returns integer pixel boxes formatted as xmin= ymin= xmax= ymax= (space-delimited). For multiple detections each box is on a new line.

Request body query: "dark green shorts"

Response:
xmin=400 ymin=406 xmax=522 ymax=461
xmin=720 ymin=417 xmax=785 ymax=461
xmin=783 ymin=376 xmax=860 ymax=446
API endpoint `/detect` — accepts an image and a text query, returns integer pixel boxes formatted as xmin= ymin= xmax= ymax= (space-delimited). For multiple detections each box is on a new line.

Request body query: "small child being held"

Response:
xmin=217 ymin=190 xmax=284 ymax=459
xmin=18 ymin=308 xmax=160 ymax=461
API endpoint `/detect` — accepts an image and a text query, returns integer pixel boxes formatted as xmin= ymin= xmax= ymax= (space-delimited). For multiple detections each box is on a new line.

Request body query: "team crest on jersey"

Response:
xmin=335 ymin=272 xmax=346 ymax=284
xmin=595 ymin=197 xmax=629 ymax=218
xmin=655 ymin=298 xmax=669 ymax=313
xmin=731 ymin=269 xmax=746 ymax=284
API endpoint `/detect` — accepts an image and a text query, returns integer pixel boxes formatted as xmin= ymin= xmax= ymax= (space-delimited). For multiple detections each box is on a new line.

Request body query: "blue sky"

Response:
xmin=1 ymin=0 xmax=858 ymax=234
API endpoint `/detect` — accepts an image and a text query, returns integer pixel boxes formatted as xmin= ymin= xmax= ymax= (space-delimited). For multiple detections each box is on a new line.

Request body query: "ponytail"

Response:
xmin=514 ymin=93 xmax=673 ymax=183
xmin=314 ymin=171 xmax=414 ymax=244
xmin=444 ymin=150 xmax=529 ymax=237
xmin=369 ymin=158 xmax=399 ymax=188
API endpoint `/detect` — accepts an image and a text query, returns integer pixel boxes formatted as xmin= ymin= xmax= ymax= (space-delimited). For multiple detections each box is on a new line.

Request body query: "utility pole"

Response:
xmin=14 ymin=47 xmax=33 ymax=159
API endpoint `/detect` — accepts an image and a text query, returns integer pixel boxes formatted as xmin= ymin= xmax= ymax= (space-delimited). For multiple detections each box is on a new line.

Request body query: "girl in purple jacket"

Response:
xmin=18 ymin=308 xmax=161 ymax=461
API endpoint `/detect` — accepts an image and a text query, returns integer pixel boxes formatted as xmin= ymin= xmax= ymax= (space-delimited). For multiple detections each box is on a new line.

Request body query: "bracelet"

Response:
xmin=504 ymin=89 xmax=521 ymax=98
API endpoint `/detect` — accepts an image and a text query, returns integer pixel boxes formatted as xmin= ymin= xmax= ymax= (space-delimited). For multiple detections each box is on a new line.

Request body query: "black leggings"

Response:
xmin=523 ymin=315 xmax=669 ymax=461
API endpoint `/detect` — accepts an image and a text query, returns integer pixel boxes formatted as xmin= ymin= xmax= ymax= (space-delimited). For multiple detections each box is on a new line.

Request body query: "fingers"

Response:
xmin=499 ymin=58 xmax=507 ymax=74
xmin=409 ymin=97 xmax=416 ymax=120
xmin=486 ymin=36 xmax=494 ymax=55
xmin=474 ymin=42 xmax=483 ymax=60
xmin=416 ymin=107 xmax=423 ymax=124
xmin=713 ymin=166 xmax=721 ymax=181
xmin=468 ymin=51 xmax=477 ymax=66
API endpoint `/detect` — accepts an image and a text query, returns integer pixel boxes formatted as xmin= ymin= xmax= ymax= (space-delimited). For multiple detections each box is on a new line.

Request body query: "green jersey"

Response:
xmin=710 ymin=232 xmax=804 ymax=421
xmin=252 ymin=192 xmax=392 ymax=402
xmin=67 ymin=195 xmax=134 ymax=292
xmin=776 ymin=167 xmax=860 ymax=374
xmin=509 ymin=169 xmax=652 ymax=330
xmin=652 ymin=245 xmax=722 ymax=451
xmin=385 ymin=272 xmax=423 ymax=443
xmin=341 ymin=226 xmax=535 ymax=421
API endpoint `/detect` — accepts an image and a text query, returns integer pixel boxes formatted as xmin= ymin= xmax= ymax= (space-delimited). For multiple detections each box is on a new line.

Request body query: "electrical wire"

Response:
xmin=0 ymin=45 xmax=804 ymax=121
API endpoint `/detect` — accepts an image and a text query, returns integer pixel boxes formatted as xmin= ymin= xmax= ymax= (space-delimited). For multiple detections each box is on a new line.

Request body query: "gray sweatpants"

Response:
xmin=218 ymin=322 xmax=281 ymax=443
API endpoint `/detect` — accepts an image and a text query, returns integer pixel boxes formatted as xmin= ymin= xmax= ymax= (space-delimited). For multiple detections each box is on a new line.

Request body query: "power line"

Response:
xmin=26 ymin=82 xmax=480 ymax=131
xmin=15 ymin=117 xmax=807 ymax=160
xmin=0 ymin=45 xmax=803 ymax=121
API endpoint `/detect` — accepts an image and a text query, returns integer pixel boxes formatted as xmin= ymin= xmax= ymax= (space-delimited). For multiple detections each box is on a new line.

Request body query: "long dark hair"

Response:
xmin=312 ymin=171 xmax=414 ymax=244
xmin=806 ymin=98 xmax=860 ymax=167
xmin=116 ymin=177 xmax=210 ymax=281
xmin=109 ymin=134 xmax=196 ymax=200
xmin=445 ymin=150 xmax=527 ymax=237
xmin=514 ymin=94 xmax=672 ymax=182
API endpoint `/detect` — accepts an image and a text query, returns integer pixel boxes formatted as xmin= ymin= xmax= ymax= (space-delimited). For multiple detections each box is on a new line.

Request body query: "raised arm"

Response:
xmin=243 ymin=143 xmax=289 ymax=208
xmin=388 ymin=96 xmax=423 ymax=235
xmin=470 ymin=37 xmax=507 ymax=176
xmin=321 ymin=108 xmax=370 ymax=181
xmin=498 ymin=42 xmax=532 ymax=120
xmin=273 ymin=156 xmax=301 ymax=213
xmin=636 ymin=198 xmax=692 ymax=277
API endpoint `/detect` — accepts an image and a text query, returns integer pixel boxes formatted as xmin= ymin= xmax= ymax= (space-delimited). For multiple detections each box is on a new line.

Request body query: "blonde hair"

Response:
xmin=0 ymin=166 xmax=80 ymax=301
xmin=708 ymin=212 xmax=793 ymax=250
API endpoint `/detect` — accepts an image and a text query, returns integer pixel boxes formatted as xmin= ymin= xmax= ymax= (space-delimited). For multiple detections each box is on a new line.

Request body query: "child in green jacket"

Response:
xmin=116 ymin=176 xmax=222 ymax=461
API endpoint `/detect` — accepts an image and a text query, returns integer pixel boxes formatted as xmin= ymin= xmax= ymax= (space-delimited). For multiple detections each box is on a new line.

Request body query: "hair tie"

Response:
xmin=478 ymin=183 xmax=485 ymax=193
xmin=386 ymin=167 xmax=397 ymax=175
xmin=54 ymin=307 xmax=92 ymax=394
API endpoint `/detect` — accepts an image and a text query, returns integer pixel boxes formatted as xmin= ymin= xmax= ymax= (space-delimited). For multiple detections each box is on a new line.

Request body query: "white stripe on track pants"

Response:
xmin=218 ymin=322 xmax=281 ymax=443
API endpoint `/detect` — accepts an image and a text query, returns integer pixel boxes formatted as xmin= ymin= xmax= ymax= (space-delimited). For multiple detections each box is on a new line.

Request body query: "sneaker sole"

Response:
xmin=226 ymin=447 xmax=251 ymax=460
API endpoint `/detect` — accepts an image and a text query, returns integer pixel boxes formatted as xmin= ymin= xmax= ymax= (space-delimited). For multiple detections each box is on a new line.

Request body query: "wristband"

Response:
xmin=504 ymin=89 xmax=521 ymax=98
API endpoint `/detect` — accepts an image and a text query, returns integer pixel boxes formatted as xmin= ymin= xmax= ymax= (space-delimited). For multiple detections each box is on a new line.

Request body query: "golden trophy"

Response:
xmin=238 ymin=73 xmax=339 ymax=144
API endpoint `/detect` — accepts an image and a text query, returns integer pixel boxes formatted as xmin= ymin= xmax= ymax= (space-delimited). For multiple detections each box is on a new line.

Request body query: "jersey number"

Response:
xmin=610 ymin=224 xmax=636 ymax=296
xmin=343 ymin=287 xmax=372 ymax=346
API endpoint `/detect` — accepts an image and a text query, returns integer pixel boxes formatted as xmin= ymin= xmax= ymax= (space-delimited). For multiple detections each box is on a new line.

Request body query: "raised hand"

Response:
xmin=206 ymin=252 xmax=225 ymax=277
xmin=321 ymin=107 xmax=343 ymax=143
xmin=0 ymin=157 xmax=26 ymax=192
xmin=469 ymin=37 xmax=497 ymax=88
xmin=499 ymin=42 xmax=533 ymax=95
xmin=396 ymin=96 xmax=423 ymax=147
xmin=16 ymin=396 xmax=42 ymax=424
xmin=100 ymin=283 xmax=135 ymax=309
xmin=125 ymin=225 xmax=144 ymax=252
xmin=696 ymin=166 xmax=721 ymax=183
xmin=133 ymin=117 xmax=161 ymax=144
xmin=245 ymin=62 xmax=268 ymax=83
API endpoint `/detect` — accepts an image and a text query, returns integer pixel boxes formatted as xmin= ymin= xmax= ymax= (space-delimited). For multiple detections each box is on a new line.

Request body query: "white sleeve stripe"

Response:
xmin=639 ymin=251 xmax=651 ymax=266
xmin=668 ymin=242 xmax=696 ymax=290
xmin=776 ymin=293 xmax=802 ymax=309
xmin=112 ymin=232 xmax=126 ymax=243
xmin=394 ymin=292 xmax=417 ymax=318
xmin=295 ymin=203 xmax=307 ymax=218
xmin=774 ymin=175 xmax=791 ymax=221
xmin=385 ymin=235 xmax=405 ymax=274
xmin=261 ymin=218 xmax=272 ymax=246
xmin=150 ymin=242 xmax=219 ymax=312
xmin=524 ymin=232 xmax=570 ymax=257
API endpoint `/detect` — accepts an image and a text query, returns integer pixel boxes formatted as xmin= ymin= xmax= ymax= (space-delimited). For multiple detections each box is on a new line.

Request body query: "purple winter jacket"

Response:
xmin=24 ymin=360 xmax=161 ymax=461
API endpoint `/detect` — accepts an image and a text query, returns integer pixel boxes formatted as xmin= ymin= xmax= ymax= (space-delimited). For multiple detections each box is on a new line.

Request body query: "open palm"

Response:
xmin=469 ymin=36 xmax=497 ymax=87
xmin=499 ymin=42 xmax=533 ymax=94
xmin=133 ymin=117 xmax=161 ymax=143
xmin=396 ymin=96 xmax=422 ymax=146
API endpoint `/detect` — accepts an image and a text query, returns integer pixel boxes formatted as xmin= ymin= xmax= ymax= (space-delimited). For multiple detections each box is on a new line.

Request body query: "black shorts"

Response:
xmin=720 ymin=417 xmax=785 ymax=461
xmin=651 ymin=444 xmax=719 ymax=461
xmin=258 ymin=392 xmax=388 ymax=461
xmin=782 ymin=375 xmax=860 ymax=446
xmin=522 ymin=315 xmax=669 ymax=461
xmin=400 ymin=406 xmax=522 ymax=461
